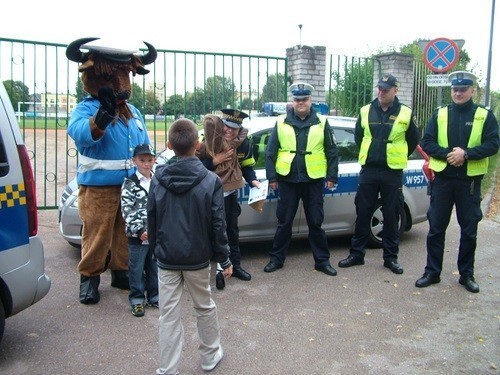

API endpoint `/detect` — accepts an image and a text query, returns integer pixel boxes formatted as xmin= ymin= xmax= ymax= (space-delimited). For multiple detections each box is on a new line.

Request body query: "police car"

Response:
xmin=0 ymin=82 xmax=51 ymax=344
xmin=58 ymin=114 xmax=430 ymax=248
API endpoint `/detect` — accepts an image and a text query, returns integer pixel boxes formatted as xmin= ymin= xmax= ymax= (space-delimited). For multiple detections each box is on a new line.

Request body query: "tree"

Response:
xmin=143 ymin=88 xmax=161 ymax=115
xmin=3 ymin=80 xmax=30 ymax=112
xmin=328 ymin=57 xmax=374 ymax=117
xmin=204 ymin=75 xmax=236 ymax=113
xmin=128 ymin=83 xmax=144 ymax=112
xmin=260 ymin=73 xmax=286 ymax=106
xmin=74 ymin=79 xmax=87 ymax=102
xmin=165 ymin=94 xmax=185 ymax=117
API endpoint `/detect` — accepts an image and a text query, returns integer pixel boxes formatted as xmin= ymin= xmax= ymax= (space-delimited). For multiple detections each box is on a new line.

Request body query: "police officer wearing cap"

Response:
xmin=338 ymin=74 xmax=419 ymax=275
xmin=264 ymin=82 xmax=339 ymax=276
xmin=200 ymin=109 xmax=259 ymax=287
xmin=416 ymin=71 xmax=499 ymax=293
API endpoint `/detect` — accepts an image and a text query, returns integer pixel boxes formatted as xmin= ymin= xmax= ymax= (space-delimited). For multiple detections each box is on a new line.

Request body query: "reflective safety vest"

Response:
xmin=429 ymin=106 xmax=489 ymax=176
xmin=275 ymin=114 xmax=327 ymax=178
xmin=358 ymin=104 xmax=412 ymax=169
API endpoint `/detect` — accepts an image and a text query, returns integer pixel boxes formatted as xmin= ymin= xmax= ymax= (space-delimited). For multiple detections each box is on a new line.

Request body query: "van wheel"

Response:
xmin=0 ymin=298 xmax=5 ymax=344
xmin=367 ymin=200 xmax=407 ymax=248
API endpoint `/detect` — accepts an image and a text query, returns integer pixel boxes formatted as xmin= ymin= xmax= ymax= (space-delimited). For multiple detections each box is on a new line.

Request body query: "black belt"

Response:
xmin=290 ymin=150 xmax=312 ymax=155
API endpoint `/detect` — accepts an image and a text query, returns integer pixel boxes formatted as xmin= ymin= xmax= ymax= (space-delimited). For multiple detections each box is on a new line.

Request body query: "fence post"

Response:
xmin=286 ymin=45 xmax=326 ymax=102
xmin=373 ymin=52 xmax=414 ymax=105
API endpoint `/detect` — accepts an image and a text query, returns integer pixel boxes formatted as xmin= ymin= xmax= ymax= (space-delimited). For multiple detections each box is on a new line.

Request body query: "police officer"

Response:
xmin=416 ymin=71 xmax=499 ymax=293
xmin=264 ymin=82 xmax=339 ymax=276
xmin=337 ymin=74 xmax=419 ymax=274
xmin=199 ymin=109 xmax=259 ymax=289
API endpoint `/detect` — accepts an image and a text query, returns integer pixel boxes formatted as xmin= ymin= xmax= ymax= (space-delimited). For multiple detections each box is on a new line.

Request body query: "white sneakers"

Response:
xmin=201 ymin=346 xmax=224 ymax=371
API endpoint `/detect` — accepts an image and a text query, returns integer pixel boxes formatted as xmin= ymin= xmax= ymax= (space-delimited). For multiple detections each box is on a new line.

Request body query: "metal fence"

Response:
xmin=327 ymin=54 xmax=444 ymax=132
xmin=0 ymin=38 xmax=287 ymax=208
xmin=1 ymin=37 xmax=451 ymax=209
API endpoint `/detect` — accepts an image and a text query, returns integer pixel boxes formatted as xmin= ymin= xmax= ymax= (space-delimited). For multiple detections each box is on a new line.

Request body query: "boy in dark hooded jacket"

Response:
xmin=148 ymin=118 xmax=232 ymax=374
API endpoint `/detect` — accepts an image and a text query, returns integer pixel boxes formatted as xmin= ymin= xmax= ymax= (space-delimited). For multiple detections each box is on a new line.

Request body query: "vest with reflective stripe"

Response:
xmin=429 ymin=106 xmax=489 ymax=176
xmin=358 ymin=104 xmax=412 ymax=169
xmin=275 ymin=114 xmax=327 ymax=178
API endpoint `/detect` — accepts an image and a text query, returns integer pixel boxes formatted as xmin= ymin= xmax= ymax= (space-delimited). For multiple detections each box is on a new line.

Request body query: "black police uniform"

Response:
xmin=349 ymin=97 xmax=419 ymax=261
xmin=265 ymin=107 xmax=338 ymax=267
xmin=420 ymin=99 xmax=499 ymax=278
xmin=201 ymin=135 xmax=257 ymax=269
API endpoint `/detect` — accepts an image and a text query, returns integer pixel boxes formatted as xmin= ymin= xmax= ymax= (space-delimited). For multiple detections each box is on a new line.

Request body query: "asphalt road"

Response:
xmin=0 ymin=207 xmax=498 ymax=375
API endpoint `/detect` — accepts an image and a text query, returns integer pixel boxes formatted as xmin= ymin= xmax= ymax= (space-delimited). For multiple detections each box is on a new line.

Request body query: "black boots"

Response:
xmin=110 ymin=270 xmax=130 ymax=290
xmin=79 ymin=275 xmax=100 ymax=304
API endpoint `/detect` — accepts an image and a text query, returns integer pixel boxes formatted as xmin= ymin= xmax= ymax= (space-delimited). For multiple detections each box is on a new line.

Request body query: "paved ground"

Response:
xmin=0 ymin=199 xmax=498 ymax=374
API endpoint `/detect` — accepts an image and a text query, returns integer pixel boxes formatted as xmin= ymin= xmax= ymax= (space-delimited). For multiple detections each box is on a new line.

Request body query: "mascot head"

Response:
xmin=66 ymin=37 xmax=157 ymax=121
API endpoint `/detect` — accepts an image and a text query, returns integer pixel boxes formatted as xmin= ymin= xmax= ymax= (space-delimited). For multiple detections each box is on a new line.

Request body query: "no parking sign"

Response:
xmin=423 ymin=38 xmax=460 ymax=73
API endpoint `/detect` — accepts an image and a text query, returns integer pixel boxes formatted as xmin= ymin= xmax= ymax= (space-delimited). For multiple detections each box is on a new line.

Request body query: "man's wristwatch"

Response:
xmin=463 ymin=150 xmax=468 ymax=160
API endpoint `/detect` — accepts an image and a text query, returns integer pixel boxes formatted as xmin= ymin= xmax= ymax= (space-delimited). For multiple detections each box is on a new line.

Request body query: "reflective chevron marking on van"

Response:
xmin=0 ymin=183 xmax=27 ymax=208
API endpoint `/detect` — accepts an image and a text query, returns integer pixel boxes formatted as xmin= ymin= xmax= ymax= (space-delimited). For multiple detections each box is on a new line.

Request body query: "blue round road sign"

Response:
xmin=423 ymin=38 xmax=459 ymax=73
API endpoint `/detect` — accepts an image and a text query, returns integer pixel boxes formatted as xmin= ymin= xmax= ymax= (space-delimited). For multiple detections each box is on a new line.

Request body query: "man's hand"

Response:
xmin=222 ymin=265 xmax=233 ymax=278
xmin=325 ymin=181 xmax=336 ymax=190
xmin=446 ymin=147 xmax=466 ymax=167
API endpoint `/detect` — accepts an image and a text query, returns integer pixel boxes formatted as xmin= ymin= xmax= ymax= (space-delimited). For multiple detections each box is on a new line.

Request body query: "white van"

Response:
xmin=0 ymin=81 xmax=51 ymax=344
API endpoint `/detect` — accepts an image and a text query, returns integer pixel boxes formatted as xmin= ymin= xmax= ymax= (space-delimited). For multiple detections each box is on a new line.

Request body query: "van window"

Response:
xmin=0 ymin=133 xmax=9 ymax=177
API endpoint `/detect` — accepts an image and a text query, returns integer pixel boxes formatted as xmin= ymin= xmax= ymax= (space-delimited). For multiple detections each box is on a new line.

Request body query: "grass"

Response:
xmin=16 ymin=117 xmax=175 ymax=131
xmin=483 ymin=151 xmax=498 ymax=195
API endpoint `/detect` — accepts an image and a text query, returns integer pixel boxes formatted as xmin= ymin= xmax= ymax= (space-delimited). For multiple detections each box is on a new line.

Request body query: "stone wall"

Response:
xmin=286 ymin=48 xmax=415 ymax=108
xmin=372 ymin=53 xmax=414 ymax=105
xmin=286 ymin=45 xmax=326 ymax=102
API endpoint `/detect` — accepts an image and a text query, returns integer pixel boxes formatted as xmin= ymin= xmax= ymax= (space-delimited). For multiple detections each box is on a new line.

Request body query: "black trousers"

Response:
xmin=269 ymin=180 xmax=330 ymax=267
xmin=425 ymin=175 xmax=482 ymax=278
xmin=349 ymin=167 xmax=403 ymax=260
xmin=224 ymin=191 xmax=242 ymax=268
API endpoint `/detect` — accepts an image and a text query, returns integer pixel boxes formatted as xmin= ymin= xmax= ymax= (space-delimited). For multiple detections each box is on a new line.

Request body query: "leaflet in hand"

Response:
xmin=248 ymin=180 xmax=269 ymax=212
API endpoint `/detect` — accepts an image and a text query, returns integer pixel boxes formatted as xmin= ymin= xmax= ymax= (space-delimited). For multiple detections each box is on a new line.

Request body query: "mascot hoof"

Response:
xmin=111 ymin=270 xmax=130 ymax=290
xmin=80 ymin=275 xmax=100 ymax=304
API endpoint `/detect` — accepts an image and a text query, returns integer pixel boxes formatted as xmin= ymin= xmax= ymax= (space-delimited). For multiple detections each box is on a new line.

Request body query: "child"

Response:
xmin=148 ymin=119 xmax=233 ymax=374
xmin=121 ymin=144 xmax=159 ymax=317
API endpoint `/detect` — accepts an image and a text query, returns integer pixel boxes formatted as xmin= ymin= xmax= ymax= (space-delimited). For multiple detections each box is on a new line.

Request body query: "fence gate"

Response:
xmin=0 ymin=38 xmax=287 ymax=208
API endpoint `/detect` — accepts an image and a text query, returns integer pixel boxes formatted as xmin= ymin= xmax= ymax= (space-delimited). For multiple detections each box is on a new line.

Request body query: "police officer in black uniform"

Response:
xmin=264 ymin=82 xmax=339 ymax=276
xmin=337 ymin=74 xmax=419 ymax=275
xmin=416 ymin=71 xmax=499 ymax=293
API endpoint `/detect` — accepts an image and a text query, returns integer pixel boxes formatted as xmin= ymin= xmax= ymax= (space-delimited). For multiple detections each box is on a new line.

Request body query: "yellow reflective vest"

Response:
xmin=429 ymin=106 xmax=489 ymax=176
xmin=275 ymin=114 xmax=327 ymax=179
xmin=358 ymin=104 xmax=412 ymax=169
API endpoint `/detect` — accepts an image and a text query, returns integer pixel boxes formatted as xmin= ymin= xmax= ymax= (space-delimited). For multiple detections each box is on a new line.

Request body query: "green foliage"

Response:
xmin=128 ymin=83 xmax=144 ymax=111
xmin=75 ymin=79 xmax=86 ymax=101
xmin=165 ymin=94 xmax=184 ymax=118
xmin=260 ymin=73 xmax=287 ymax=105
xmin=3 ymin=80 xmax=30 ymax=111
xmin=328 ymin=57 xmax=374 ymax=117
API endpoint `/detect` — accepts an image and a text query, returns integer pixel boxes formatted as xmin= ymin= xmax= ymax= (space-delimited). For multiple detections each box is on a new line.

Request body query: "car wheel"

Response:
xmin=0 ymin=297 xmax=5 ymax=344
xmin=367 ymin=199 xmax=407 ymax=248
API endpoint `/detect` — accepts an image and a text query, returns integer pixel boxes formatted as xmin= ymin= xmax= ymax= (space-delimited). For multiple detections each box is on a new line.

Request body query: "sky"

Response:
xmin=1 ymin=0 xmax=498 ymax=90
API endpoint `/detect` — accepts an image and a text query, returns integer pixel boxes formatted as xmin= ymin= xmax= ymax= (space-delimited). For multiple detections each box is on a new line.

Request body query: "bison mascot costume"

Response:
xmin=66 ymin=37 xmax=157 ymax=304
